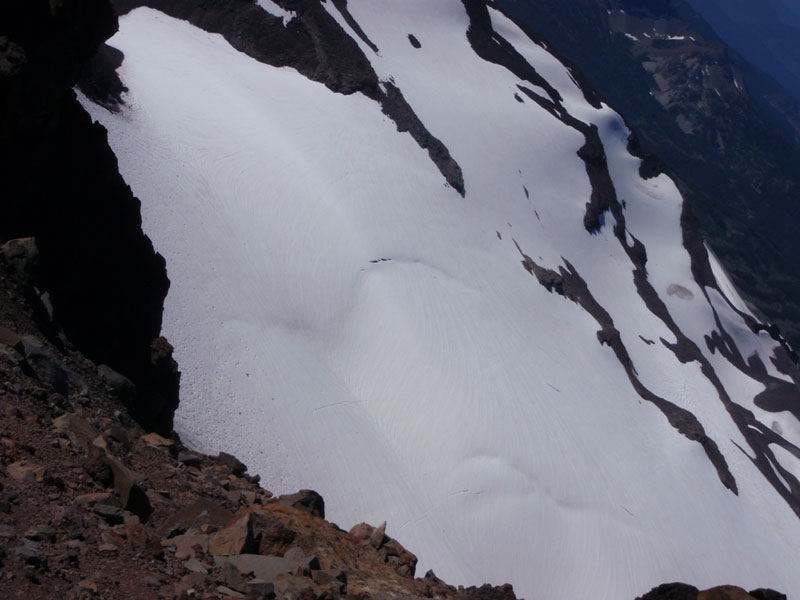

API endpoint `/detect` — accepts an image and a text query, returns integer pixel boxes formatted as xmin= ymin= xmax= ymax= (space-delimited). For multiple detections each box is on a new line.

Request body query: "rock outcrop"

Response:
xmin=0 ymin=0 xmax=178 ymax=433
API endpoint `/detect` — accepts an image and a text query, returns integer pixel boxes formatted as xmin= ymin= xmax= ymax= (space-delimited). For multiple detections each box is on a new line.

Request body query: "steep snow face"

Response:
xmin=81 ymin=1 xmax=800 ymax=598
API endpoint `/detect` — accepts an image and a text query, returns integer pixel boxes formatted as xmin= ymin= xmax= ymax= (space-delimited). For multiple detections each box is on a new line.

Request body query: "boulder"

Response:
xmin=105 ymin=454 xmax=152 ymax=522
xmin=97 ymin=364 xmax=136 ymax=402
xmin=169 ymin=533 xmax=209 ymax=559
xmin=698 ymin=587 xmax=756 ymax=600
xmin=92 ymin=503 xmax=125 ymax=525
xmin=7 ymin=460 xmax=46 ymax=483
xmin=214 ymin=554 xmax=292 ymax=582
xmin=19 ymin=334 xmax=68 ymax=395
xmin=74 ymin=492 xmax=112 ymax=505
xmin=142 ymin=432 xmax=174 ymax=447
xmin=1 ymin=238 xmax=40 ymax=283
xmin=272 ymin=573 xmax=321 ymax=600
xmin=250 ymin=510 xmax=296 ymax=556
xmin=0 ymin=326 xmax=22 ymax=350
xmin=637 ymin=583 xmax=700 ymax=600
xmin=277 ymin=489 xmax=324 ymax=518
xmin=157 ymin=498 xmax=233 ymax=537
xmin=53 ymin=413 xmax=100 ymax=448
xmin=209 ymin=514 xmax=257 ymax=556
xmin=217 ymin=452 xmax=248 ymax=477
xmin=749 ymin=590 xmax=787 ymax=600
xmin=284 ymin=546 xmax=320 ymax=572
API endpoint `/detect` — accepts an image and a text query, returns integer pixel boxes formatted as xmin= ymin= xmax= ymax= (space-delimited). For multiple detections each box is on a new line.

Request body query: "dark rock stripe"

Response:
xmin=513 ymin=241 xmax=737 ymax=492
xmin=109 ymin=0 xmax=464 ymax=193
xmin=330 ymin=0 xmax=379 ymax=54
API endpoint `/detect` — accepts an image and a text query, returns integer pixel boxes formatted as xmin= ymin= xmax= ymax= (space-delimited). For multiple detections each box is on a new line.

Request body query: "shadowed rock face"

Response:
xmin=0 ymin=0 xmax=177 ymax=433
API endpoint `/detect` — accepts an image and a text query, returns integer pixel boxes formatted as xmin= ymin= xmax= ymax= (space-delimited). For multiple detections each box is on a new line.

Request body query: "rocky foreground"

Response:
xmin=0 ymin=243 xmax=790 ymax=600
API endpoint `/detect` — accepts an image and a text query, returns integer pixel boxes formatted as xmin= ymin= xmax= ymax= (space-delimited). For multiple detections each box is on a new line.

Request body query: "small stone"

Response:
xmin=14 ymin=541 xmax=44 ymax=566
xmin=184 ymin=557 xmax=208 ymax=574
xmin=98 ymin=542 xmax=118 ymax=554
xmin=169 ymin=533 xmax=209 ymax=559
xmin=220 ymin=561 xmax=251 ymax=592
xmin=216 ymin=585 xmax=245 ymax=598
xmin=0 ymin=326 xmax=21 ymax=349
xmin=78 ymin=579 xmax=98 ymax=593
xmin=156 ymin=499 xmax=233 ymax=537
xmin=23 ymin=525 xmax=56 ymax=542
xmin=93 ymin=503 xmax=125 ymax=525
xmin=108 ymin=425 xmax=131 ymax=448
xmin=125 ymin=523 xmax=148 ymax=553
xmin=214 ymin=555 xmax=292 ymax=582
xmin=7 ymin=460 xmax=46 ymax=483
xmin=74 ymin=492 xmax=112 ymax=505
xmin=311 ymin=569 xmax=346 ymax=592
xmin=284 ymin=546 xmax=320 ymax=572
xmin=178 ymin=452 xmax=202 ymax=467
xmin=101 ymin=530 xmax=125 ymax=549
xmin=19 ymin=334 xmax=68 ymax=396
xmin=245 ymin=579 xmax=275 ymax=598
xmin=97 ymin=364 xmax=135 ymax=401
xmin=142 ymin=432 xmax=174 ymax=447
xmin=0 ymin=524 xmax=16 ymax=539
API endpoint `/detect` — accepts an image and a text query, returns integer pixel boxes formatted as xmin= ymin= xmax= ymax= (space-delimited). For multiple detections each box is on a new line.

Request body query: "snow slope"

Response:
xmin=81 ymin=2 xmax=800 ymax=598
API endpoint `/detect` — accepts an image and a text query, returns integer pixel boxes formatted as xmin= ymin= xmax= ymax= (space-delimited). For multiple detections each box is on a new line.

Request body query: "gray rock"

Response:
xmin=93 ymin=503 xmax=125 ymax=525
xmin=178 ymin=452 xmax=202 ymax=467
xmin=216 ymin=585 xmax=245 ymax=598
xmin=245 ymin=579 xmax=275 ymax=598
xmin=219 ymin=560 xmax=251 ymax=592
xmin=23 ymin=525 xmax=56 ymax=542
xmin=1 ymin=237 xmax=40 ymax=282
xmin=19 ymin=334 xmax=68 ymax=395
xmin=0 ymin=524 xmax=17 ymax=539
xmin=97 ymin=364 xmax=135 ymax=401
xmin=284 ymin=546 xmax=320 ymax=571
xmin=184 ymin=557 xmax=209 ymax=574
xmin=105 ymin=454 xmax=152 ymax=522
xmin=214 ymin=554 xmax=292 ymax=582
xmin=14 ymin=540 xmax=44 ymax=566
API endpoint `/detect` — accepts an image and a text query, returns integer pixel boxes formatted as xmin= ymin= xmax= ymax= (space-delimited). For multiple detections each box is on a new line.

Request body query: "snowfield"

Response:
xmin=81 ymin=2 xmax=800 ymax=598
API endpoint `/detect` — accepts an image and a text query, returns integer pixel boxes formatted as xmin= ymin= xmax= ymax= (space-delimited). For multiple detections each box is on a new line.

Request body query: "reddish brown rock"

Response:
xmin=209 ymin=514 xmax=256 ymax=556
xmin=276 ymin=489 xmax=324 ymax=518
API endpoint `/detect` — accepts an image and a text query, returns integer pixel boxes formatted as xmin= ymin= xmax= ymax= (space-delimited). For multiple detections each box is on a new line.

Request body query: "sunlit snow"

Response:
xmin=80 ymin=4 xmax=800 ymax=599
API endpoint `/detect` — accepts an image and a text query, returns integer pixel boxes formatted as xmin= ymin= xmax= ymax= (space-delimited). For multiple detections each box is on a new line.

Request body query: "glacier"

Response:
xmin=80 ymin=1 xmax=800 ymax=598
